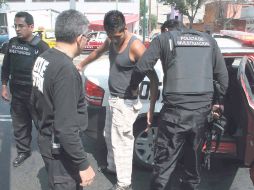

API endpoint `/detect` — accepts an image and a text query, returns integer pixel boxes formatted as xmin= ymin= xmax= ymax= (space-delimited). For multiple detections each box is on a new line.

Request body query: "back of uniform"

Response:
xmin=130 ymin=27 xmax=228 ymax=190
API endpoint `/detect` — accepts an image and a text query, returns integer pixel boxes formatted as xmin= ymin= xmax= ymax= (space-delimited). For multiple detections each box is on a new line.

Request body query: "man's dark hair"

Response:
xmin=103 ymin=10 xmax=126 ymax=35
xmin=161 ymin=19 xmax=180 ymax=33
xmin=15 ymin=12 xmax=34 ymax=25
xmin=55 ymin=9 xmax=89 ymax=43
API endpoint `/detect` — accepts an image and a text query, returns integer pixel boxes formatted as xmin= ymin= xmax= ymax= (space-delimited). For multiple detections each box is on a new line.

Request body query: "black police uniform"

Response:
xmin=130 ymin=29 xmax=228 ymax=190
xmin=31 ymin=48 xmax=90 ymax=190
xmin=1 ymin=36 xmax=49 ymax=155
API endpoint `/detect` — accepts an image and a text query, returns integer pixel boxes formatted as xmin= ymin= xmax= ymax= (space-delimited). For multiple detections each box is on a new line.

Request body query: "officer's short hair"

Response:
xmin=55 ymin=10 xmax=89 ymax=43
xmin=15 ymin=12 xmax=34 ymax=25
xmin=161 ymin=19 xmax=180 ymax=33
xmin=103 ymin=10 xmax=126 ymax=35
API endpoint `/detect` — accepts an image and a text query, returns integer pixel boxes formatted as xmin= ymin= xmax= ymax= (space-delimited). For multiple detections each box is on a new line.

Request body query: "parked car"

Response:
xmin=0 ymin=26 xmax=9 ymax=54
xmin=84 ymin=31 xmax=107 ymax=51
xmin=82 ymin=30 xmax=254 ymax=169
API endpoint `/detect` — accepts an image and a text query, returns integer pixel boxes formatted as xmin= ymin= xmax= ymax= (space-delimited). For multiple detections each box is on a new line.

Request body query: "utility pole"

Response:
xmin=70 ymin=0 xmax=76 ymax=10
xmin=116 ymin=0 xmax=118 ymax=10
xmin=143 ymin=0 xmax=146 ymax=43
xmin=148 ymin=0 xmax=151 ymax=34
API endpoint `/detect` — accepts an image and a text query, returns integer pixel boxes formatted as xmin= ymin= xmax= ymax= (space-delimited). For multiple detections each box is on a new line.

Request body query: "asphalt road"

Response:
xmin=0 ymin=53 xmax=254 ymax=190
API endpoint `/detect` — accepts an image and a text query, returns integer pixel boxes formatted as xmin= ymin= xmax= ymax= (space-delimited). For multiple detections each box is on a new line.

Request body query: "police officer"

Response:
xmin=1 ymin=12 xmax=49 ymax=167
xmin=129 ymin=20 xmax=228 ymax=190
xmin=31 ymin=10 xmax=95 ymax=190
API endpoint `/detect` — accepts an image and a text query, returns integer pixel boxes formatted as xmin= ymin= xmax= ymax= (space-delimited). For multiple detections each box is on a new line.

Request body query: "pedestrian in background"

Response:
xmin=130 ymin=20 xmax=228 ymax=190
xmin=76 ymin=10 xmax=158 ymax=190
xmin=1 ymin=11 xmax=49 ymax=167
xmin=31 ymin=9 xmax=95 ymax=190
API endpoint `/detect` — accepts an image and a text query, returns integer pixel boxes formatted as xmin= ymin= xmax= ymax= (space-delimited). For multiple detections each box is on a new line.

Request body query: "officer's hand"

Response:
xmin=212 ymin=104 xmax=224 ymax=120
xmin=79 ymin=166 xmax=95 ymax=187
xmin=145 ymin=111 xmax=153 ymax=132
xmin=1 ymin=85 xmax=10 ymax=102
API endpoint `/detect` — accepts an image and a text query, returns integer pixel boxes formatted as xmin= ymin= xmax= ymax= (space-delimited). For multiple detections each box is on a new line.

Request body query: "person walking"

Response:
xmin=129 ymin=20 xmax=229 ymax=190
xmin=1 ymin=11 xmax=49 ymax=167
xmin=76 ymin=10 xmax=158 ymax=190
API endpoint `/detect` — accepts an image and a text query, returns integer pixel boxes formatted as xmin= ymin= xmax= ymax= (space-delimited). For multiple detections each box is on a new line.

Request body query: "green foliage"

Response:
xmin=165 ymin=0 xmax=206 ymax=27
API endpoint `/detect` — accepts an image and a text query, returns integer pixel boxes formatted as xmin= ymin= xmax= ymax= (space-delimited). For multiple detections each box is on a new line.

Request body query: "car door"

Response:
xmin=238 ymin=56 xmax=254 ymax=166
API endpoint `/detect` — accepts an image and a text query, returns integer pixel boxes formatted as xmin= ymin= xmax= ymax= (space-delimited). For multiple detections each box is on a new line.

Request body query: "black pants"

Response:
xmin=10 ymin=96 xmax=33 ymax=154
xmin=151 ymin=105 xmax=210 ymax=190
xmin=42 ymin=155 xmax=83 ymax=190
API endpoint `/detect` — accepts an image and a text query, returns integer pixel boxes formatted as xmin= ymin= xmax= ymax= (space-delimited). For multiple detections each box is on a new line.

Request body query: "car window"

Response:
xmin=45 ymin=31 xmax=55 ymax=39
xmin=98 ymin=32 xmax=107 ymax=40
xmin=87 ymin=33 xmax=97 ymax=40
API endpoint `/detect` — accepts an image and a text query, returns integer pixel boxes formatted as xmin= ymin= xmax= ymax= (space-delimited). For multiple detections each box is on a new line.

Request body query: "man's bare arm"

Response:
xmin=76 ymin=38 xmax=110 ymax=71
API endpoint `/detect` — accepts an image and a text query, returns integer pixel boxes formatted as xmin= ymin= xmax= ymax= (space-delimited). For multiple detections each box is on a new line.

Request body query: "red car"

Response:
xmin=84 ymin=31 xmax=107 ymax=51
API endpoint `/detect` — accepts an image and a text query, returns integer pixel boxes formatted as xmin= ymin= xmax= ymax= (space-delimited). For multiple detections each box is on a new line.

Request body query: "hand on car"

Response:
xmin=76 ymin=63 xmax=83 ymax=71
xmin=145 ymin=110 xmax=153 ymax=132
xmin=212 ymin=104 xmax=224 ymax=120
xmin=79 ymin=166 xmax=95 ymax=187
xmin=1 ymin=85 xmax=10 ymax=102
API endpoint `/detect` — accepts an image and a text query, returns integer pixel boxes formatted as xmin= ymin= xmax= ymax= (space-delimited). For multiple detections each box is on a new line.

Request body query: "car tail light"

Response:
xmin=85 ymin=79 xmax=105 ymax=106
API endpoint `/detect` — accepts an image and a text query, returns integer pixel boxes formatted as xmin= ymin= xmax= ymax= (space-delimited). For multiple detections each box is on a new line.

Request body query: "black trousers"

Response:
xmin=10 ymin=96 xmax=33 ymax=154
xmin=42 ymin=155 xmax=83 ymax=190
xmin=151 ymin=105 xmax=210 ymax=190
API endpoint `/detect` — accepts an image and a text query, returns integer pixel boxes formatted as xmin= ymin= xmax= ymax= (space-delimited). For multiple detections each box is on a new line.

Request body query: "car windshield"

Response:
xmin=98 ymin=32 xmax=107 ymax=40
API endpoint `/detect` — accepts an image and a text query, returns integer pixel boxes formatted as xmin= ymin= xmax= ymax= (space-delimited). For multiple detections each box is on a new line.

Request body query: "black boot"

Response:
xmin=13 ymin=152 xmax=31 ymax=167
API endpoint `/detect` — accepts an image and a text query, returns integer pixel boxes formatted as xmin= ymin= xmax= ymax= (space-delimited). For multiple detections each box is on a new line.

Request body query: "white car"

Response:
xmin=82 ymin=30 xmax=254 ymax=169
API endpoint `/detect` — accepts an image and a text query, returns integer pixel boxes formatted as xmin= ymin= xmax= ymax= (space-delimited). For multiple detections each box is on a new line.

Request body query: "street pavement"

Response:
xmin=0 ymin=53 xmax=254 ymax=190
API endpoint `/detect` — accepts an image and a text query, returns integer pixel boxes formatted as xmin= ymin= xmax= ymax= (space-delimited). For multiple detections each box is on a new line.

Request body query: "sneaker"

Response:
xmin=108 ymin=184 xmax=132 ymax=190
xmin=13 ymin=152 xmax=31 ymax=167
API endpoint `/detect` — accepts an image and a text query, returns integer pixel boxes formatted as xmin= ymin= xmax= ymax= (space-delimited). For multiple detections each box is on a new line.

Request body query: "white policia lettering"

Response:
xmin=9 ymin=45 xmax=31 ymax=55
xmin=32 ymin=57 xmax=49 ymax=93
xmin=177 ymin=35 xmax=210 ymax=47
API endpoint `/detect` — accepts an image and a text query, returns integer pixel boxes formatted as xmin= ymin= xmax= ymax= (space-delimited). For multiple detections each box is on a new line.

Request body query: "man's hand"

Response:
xmin=145 ymin=111 xmax=153 ymax=132
xmin=79 ymin=166 xmax=95 ymax=187
xmin=76 ymin=63 xmax=83 ymax=71
xmin=131 ymin=88 xmax=139 ymax=97
xmin=212 ymin=104 xmax=224 ymax=120
xmin=1 ymin=85 xmax=10 ymax=102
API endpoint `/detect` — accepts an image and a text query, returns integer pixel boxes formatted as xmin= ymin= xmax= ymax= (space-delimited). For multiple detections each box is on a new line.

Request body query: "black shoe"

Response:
xmin=109 ymin=184 xmax=132 ymax=190
xmin=13 ymin=152 xmax=31 ymax=167
xmin=98 ymin=165 xmax=116 ymax=176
